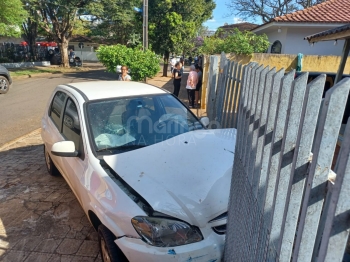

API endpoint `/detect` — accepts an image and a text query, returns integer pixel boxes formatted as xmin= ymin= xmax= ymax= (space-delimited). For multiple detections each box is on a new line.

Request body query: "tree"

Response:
xmin=22 ymin=3 xmax=38 ymax=60
xmin=226 ymin=0 xmax=326 ymax=23
xmin=145 ymin=0 xmax=216 ymax=76
xmin=27 ymin=0 xmax=91 ymax=67
xmin=199 ymin=29 xmax=269 ymax=55
xmin=0 ymin=0 xmax=27 ymax=37
xmin=72 ymin=18 xmax=91 ymax=36
xmin=85 ymin=0 xmax=139 ymax=45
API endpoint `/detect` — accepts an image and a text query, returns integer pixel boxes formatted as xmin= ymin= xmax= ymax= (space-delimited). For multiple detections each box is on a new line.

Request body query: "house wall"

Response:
xmin=256 ymin=26 xmax=347 ymax=56
xmin=283 ymin=27 xmax=345 ymax=56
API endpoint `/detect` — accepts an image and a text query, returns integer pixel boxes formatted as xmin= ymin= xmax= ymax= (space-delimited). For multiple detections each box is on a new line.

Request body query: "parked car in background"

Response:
xmin=41 ymin=81 xmax=236 ymax=262
xmin=0 ymin=65 xmax=12 ymax=94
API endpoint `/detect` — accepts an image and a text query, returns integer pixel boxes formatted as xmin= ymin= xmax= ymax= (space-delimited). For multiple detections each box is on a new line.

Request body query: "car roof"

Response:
xmin=63 ymin=81 xmax=168 ymax=101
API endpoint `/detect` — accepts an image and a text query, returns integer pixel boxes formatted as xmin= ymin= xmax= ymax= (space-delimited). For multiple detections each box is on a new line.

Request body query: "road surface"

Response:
xmin=0 ymin=69 xmax=116 ymax=147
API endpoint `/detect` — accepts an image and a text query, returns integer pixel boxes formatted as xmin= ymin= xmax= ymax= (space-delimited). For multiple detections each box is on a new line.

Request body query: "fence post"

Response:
xmin=222 ymin=61 xmax=235 ymax=128
xmin=214 ymin=52 xmax=229 ymax=126
xmin=206 ymin=55 xmax=219 ymax=122
xmin=292 ymin=77 xmax=350 ymax=262
xmin=200 ymin=55 xmax=209 ymax=110
xmin=231 ymin=64 xmax=242 ymax=128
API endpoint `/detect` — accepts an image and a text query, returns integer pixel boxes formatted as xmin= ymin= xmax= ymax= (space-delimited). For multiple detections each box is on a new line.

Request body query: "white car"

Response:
xmin=41 ymin=81 xmax=236 ymax=262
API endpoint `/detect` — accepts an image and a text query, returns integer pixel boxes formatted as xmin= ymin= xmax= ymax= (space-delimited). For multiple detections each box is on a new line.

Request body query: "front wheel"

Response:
xmin=44 ymin=145 xmax=60 ymax=176
xmin=0 ymin=76 xmax=10 ymax=94
xmin=98 ymin=225 xmax=128 ymax=262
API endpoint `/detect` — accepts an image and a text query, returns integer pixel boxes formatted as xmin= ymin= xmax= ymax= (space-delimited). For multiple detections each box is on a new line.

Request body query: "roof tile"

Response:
xmin=273 ymin=0 xmax=350 ymax=23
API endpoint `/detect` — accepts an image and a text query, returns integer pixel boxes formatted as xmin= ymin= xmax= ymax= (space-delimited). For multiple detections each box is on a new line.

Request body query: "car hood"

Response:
xmin=103 ymin=128 xmax=236 ymax=227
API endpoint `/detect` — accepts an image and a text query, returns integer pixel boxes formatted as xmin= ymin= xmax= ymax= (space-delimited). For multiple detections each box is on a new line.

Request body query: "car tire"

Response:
xmin=98 ymin=224 xmax=128 ymax=262
xmin=44 ymin=145 xmax=60 ymax=176
xmin=0 ymin=76 xmax=10 ymax=94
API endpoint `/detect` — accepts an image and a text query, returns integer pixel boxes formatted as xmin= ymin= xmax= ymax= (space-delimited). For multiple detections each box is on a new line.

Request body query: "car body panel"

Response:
xmin=103 ymin=129 xmax=236 ymax=227
xmin=0 ymin=65 xmax=12 ymax=85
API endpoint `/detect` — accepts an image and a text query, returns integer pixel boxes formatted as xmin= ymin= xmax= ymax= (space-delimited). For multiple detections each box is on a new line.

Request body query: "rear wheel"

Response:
xmin=98 ymin=224 xmax=128 ymax=262
xmin=0 ymin=76 xmax=10 ymax=94
xmin=44 ymin=145 xmax=60 ymax=176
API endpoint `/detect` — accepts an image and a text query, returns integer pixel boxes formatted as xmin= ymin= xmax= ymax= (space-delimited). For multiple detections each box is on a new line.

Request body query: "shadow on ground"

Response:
xmin=0 ymin=144 xmax=101 ymax=262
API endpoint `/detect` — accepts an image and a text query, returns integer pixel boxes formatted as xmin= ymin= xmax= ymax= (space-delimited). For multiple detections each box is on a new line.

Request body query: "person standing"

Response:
xmin=172 ymin=62 xmax=182 ymax=97
xmin=118 ymin=65 xmax=131 ymax=81
xmin=195 ymin=64 xmax=203 ymax=106
xmin=186 ymin=65 xmax=198 ymax=108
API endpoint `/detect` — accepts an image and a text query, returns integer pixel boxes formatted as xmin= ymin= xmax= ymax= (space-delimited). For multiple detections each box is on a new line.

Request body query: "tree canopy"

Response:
xmin=199 ymin=29 xmax=270 ymax=55
xmin=84 ymin=0 xmax=140 ymax=45
xmin=226 ymin=0 xmax=326 ymax=23
xmin=0 ymin=0 xmax=27 ymax=37
xmin=146 ymin=0 xmax=216 ymax=76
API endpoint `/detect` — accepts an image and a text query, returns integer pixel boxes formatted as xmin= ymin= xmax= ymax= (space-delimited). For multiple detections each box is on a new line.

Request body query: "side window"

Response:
xmin=50 ymin=91 xmax=67 ymax=129
xmin=62 ymin=98 xmax=84 ymax=158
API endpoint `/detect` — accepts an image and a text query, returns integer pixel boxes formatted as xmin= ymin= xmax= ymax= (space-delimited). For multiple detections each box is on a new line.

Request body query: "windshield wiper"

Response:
xmin=96 ymin=145 xmax=147 ymax=152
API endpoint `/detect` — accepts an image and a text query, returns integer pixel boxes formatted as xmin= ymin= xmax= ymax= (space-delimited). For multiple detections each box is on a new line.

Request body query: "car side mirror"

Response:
xmin=200 ymin=117 xmax=210 ymax=127
xmin=51 ymin=141 xmax=78 ymax=157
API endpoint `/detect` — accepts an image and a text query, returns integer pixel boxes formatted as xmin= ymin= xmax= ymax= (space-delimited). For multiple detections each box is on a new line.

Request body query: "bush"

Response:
xmin=97 ymin=45 xmax=160 ymax=81
xmin=199 ymin=29 xmax=270 ymax=55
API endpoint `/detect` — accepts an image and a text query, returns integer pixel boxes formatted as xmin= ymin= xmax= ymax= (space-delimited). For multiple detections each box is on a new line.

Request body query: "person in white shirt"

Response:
xmin=118 ymin=65 xmax=131 ymax=81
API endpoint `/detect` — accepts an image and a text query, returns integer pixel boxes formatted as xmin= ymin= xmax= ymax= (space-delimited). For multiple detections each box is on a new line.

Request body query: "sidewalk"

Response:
xmin=0 ymin=69 xmax=207 ymax=262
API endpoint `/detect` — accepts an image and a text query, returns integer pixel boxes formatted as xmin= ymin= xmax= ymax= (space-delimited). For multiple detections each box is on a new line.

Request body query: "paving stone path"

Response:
xmin=0 ymin=129 xmax=102 ymax=262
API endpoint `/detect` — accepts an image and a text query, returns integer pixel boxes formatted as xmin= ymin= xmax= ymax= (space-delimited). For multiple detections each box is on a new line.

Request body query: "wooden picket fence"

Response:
xmin=205 ymin=52 xmax=350 ymax=261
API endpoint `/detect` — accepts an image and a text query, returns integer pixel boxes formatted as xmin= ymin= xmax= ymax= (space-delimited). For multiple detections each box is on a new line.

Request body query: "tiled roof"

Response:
xmin=219 ymin=22 xmax=258 ymax=31
xmin=273 ymin=0 xmax=350 ymax=23
xmin=305 ymin=23 xmax=350 ymax=42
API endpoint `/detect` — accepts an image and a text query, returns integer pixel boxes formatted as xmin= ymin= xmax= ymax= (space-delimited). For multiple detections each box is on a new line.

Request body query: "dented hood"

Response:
xmin=103 ymin=129 xmax=236 ymax=227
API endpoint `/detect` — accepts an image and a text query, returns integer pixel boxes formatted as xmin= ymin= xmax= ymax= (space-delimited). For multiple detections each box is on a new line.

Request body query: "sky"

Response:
xmin=203 ymin=0 xmax=261 ymax=31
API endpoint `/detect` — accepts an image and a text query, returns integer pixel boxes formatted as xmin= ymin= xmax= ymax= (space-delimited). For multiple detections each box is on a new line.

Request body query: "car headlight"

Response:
xmin=131 ymin=216 xmax=203 ymax=247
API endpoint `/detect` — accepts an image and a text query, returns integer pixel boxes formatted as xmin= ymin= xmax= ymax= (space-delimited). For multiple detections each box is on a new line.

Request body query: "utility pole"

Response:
xmin=143 ymin=0 xmax=148 ymax=82
xmin=143 ymin=0 xmax=148 ymax=51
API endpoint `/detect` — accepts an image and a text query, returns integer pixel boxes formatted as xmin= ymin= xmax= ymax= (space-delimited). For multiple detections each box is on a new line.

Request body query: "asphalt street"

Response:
xmin=0 ymin=68 xmax=116 ymax=147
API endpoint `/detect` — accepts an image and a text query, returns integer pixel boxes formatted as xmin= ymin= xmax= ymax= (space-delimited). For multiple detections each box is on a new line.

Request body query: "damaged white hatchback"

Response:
xmin=41 ymin=81 xmax=236 ymax=262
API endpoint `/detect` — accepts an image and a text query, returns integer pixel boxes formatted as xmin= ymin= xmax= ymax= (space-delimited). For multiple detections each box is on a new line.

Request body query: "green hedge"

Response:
xmin=97 ymin=45 xmax=160 ymax=81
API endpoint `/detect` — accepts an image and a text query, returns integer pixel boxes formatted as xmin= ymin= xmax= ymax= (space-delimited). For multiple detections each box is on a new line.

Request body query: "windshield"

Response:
xmin=86 ymin=94 xmax=204 ymax=154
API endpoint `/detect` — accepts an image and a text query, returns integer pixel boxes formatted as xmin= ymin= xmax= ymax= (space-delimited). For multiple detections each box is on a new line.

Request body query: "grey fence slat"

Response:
xmin=244 ymin=65 xmax=264 ymax=173
xmin=293 ymin=77 xmax=350 ymax=262
xmin=223 ymin=61 xmax=236 ymax=128
xmin=321 ymin=118 xmax=350 ymax=262
xmin=236 ymin=63 xmax=250 ymax=156
xmin=207 ymin=55 xmax=219 ymax=121
xmin=257 ymin=68 xmax=285 ymax=210
xmin=231 ymin=64 xmax=243 ymax=128
xmin=217 ymin=59 xmax=231 ymax=125
xmin=252 ymin=68 xmax=276 ymax=197
xmin=215 ymin=53 xmax=229 ymax=124
xmin=249 ymin=66 xmax=269 ymax=191
xmin=263 ymin=70 xmax=295 ymax=229
xmin=240 ymin=63 xmax=258 ymax=160
xmin=269 ymin=72 xmax=309 ymax=254
xmin=254 ymin=67 xmax=277 ymax=261
xmin=279 ymin=74 xmax=326 ymax=262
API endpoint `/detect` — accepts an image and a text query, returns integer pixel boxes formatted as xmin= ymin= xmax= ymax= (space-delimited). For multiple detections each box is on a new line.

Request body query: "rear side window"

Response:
xmin=62 ymin=98 xmax=84 ymax=158
xmin=50 ymin=91 xmax=67 ymax=128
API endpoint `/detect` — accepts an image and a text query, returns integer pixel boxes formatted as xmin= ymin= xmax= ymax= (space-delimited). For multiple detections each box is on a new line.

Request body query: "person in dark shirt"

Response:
xmin=172 ymin=62 xmax=182 ymax=97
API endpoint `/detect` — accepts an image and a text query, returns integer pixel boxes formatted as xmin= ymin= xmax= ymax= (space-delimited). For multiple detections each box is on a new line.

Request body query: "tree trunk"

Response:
xmin=59 ymin=39 xmax=69 ymax=67
xmin=163 ymin=51 xmax=169 ymax=77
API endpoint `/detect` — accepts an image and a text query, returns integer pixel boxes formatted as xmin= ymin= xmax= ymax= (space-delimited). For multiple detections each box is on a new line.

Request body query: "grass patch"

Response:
xmin=10 ymin=68 xmax=60 ymax=77
xmin=9 ymin=66 xmax=87 ymax=77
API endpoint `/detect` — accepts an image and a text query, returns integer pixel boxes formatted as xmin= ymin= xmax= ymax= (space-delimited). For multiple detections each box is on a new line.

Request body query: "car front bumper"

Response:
xmin=116 ymin=231 xmax=224 ymax=262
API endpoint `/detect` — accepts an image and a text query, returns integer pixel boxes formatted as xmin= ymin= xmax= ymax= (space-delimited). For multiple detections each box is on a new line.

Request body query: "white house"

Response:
xmin=252 ymin=0 xmax=350 ymax=55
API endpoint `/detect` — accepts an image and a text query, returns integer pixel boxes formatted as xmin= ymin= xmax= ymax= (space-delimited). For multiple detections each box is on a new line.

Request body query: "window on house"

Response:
xmin=271 ymin=41 xmax=282 ymax=54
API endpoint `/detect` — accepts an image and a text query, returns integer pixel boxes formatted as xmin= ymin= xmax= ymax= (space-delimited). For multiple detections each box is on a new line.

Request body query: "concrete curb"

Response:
xmin=0 ymin=128 xmax=41 ymax=152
